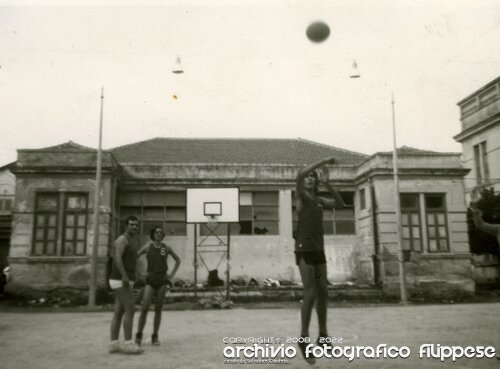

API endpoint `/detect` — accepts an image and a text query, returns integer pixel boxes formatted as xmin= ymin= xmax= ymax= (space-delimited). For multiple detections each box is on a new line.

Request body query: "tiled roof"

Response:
xmin=111 ymin=138 xmax=368 ymax=165
xmin=31 ymin=141 xmax=96 ymax=152
xmin=379 ymin=145 xmax=459 ymax=156
xmin=0 ymin=161 xmax=16 ymax=171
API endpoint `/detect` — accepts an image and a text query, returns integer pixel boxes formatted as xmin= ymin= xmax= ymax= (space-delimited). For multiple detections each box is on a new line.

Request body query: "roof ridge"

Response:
xmin=141 ymin=137 xmax=299 ymax=141
xmin=373 ymin=146 xmax=461 ymax=156
xmin=297 ymin=138 xmax=368 ymax=157
xmin=111 ymin=137 xmax=164 ymax=151
xmin=110 ymin=137 xmax=370 ymax=166
xmin=111 ymin=137 xmax=305 ymax=151
xmin=37 ymin=140 xmax=95 ymax=151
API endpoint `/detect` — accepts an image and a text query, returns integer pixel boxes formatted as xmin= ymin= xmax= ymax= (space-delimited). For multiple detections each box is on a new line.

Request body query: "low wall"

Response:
xmin=472 ymin=254 xmax=500 ymax=283
xmin=380 ymin=253 xmax=475 ymax=298
xmin=7 ymin=256 xmax=108 ymax=290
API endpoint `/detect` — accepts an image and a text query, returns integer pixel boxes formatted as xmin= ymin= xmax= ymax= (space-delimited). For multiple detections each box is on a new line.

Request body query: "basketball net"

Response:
xmin=206 ymin=215 xmax=219 ymax=229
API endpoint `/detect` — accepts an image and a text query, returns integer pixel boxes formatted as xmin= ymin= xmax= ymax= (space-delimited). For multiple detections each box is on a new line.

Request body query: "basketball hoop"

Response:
xmin=186 ymin=188 xmax=239 ymax=224
xmin=186 ymin=188 xmax=240 ymax=302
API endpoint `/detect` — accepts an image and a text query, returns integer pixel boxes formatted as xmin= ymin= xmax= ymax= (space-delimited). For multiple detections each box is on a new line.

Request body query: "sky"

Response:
xmin=1 ymin=0 xmax=500 ymax=165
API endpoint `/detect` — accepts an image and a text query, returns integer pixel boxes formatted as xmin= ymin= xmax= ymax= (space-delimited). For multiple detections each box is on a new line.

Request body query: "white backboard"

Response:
xmin=186 ymin=188 xmax=240 ymax=223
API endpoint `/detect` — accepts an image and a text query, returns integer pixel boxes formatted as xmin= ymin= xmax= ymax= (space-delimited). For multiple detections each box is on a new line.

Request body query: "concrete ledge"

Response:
xmin=9 ymin=256 xmax=92 ymax=264
xmin=163 ymin=285 xmax=386 ymax=303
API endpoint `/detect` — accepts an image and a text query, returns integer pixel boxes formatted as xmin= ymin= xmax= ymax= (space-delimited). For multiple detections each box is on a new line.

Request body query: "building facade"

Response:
xmin=0 ymin=162 xmax=15 ymax=271
xmin=454 ymin=76 xmax=500 ymax=282
xmin=8 ymin=139 xmax=472 ymax=297
xmin=454 ymin=76 xmax=500 ymax=201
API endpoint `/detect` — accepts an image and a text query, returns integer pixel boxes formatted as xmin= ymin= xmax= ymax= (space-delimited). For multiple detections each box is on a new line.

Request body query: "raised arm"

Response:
xmin=319 ymin=179 xmax=345 ymax=208
xmin=313 ymin=165 xmax=345 ymax=208
xmin=471 ymin=208 xmax=500 ymax=239
xmin=296 ymin=156 xmax=337 ymax=196
xmin=297 ymin=156 xmax=337 ymax=184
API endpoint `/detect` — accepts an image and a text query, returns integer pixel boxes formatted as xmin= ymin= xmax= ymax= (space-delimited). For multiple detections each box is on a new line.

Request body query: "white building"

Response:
xmin=454 ymin=76 xmax=500 ymax=201
xmin=7 ymin=139 xmax=473 ymax=298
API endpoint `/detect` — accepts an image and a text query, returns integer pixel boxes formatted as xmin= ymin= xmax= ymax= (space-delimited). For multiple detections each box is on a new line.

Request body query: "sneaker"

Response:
xmin=297 ymin=339 xmax=315 ymax=365
xmin=108 ymin=341 xmax=121 ymax=354
xmin=151 ymin=333 xmax=160 ymax=346
xmin=121 ymin=342 xmax=144 ymax=355
xmin=135 ymin=332 xmax=142 ymax=347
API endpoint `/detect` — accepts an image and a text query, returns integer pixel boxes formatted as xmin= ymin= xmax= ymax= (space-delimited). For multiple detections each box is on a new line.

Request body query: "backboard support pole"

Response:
xmin=186 ymin=187 xmax=239 ymax=302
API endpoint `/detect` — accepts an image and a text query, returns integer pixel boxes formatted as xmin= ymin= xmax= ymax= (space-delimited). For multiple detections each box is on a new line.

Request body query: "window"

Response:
xmin=400 ymin=194 xmax=422 ymax=251
xmin=32 ymin=192 xmax=88 ymax=256
xmin=239 ymin=192 xmax=279 ymax=235
xmin=63 ymin=194 xmax=88 ymax=256
xmin=425 ymin=194 xmax=449 ymax=252
xmin=292 ymin=191 xmax=356 ymax=236
xmin=33 ymin=193 xmax=59 ymax=255
xmin=119 ymin=191 xmax=187 ymax=244
xmin=359 ymin=188 xmax=366 ymax=210
xmin=201 ymin=191 xmax=280 ymax=236
xmin=0 ymin=197 xmax=13 ymax=211
xmin=473 ymin=141 xmax=489 ymax=185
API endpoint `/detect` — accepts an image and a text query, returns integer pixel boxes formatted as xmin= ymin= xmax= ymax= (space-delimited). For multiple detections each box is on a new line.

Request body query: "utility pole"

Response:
xmin=89 ymin=87 xmax=104 ymax=308
xmin=391 ymin=92 xmax=408 ymax=304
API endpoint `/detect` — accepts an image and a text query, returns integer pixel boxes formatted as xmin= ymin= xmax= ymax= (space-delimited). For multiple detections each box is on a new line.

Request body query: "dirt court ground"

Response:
xmin=1 ymin=302 xmax=499 ymax=369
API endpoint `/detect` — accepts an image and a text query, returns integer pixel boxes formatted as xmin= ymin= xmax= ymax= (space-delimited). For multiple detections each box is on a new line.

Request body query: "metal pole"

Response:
xmin=89 ymin=87 xmax=104 ymax=307
xmin=226 ymin=223 xmax=230 ymax=300
xmin=194 ymin=224 xmax=198 ymax=299
xmin=391 ymin=92 xmax=408 ymax=304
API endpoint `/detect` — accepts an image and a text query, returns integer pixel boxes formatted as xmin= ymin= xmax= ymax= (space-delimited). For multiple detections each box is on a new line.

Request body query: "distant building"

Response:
xmin=8 ymin=138 xmax=472 ymax=298
xmin=0 ymin=162 xmax=15 ymax=271
xmin=454 ymin=76 xmax=500 ymax=201
xmin=454 ymin=76 xmax=500 ymax=283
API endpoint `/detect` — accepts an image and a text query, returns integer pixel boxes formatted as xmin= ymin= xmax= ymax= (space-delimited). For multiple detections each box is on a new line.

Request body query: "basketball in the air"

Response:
xmin=306 ymin=21 xmax=330 ymax=43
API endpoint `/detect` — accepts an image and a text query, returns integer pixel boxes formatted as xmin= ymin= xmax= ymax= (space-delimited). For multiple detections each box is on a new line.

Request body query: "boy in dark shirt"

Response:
xmin=108 ymin=216 xmax=143 ymax=355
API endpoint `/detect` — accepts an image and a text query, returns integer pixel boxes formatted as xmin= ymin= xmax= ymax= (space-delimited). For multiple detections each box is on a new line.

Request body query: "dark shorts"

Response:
xmin=295 ymin=251 xmax=327 ymax=266
xmin=146 ymin=273 xmax=168 ymax=289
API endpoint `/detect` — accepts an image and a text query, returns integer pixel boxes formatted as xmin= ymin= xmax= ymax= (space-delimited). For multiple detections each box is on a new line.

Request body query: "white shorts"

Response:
xmin=109 ymin=279 xmax=135 ymax=290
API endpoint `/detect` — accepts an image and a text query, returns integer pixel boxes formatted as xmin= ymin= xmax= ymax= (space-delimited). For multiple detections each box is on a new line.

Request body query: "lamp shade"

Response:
xmin=172 ymin=56 xmax=184 ymax=74
xmin=349 ymin=60 xmax=360 ymax=78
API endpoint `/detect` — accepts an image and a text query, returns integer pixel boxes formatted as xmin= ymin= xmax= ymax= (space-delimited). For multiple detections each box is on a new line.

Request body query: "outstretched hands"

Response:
xmin=315 ymin=166 xmax=330 ymax=184
xmin=297 ymin=155 xmax=338 ymax=188
xmin=315 ymin=157 xmax=336 ymax=184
